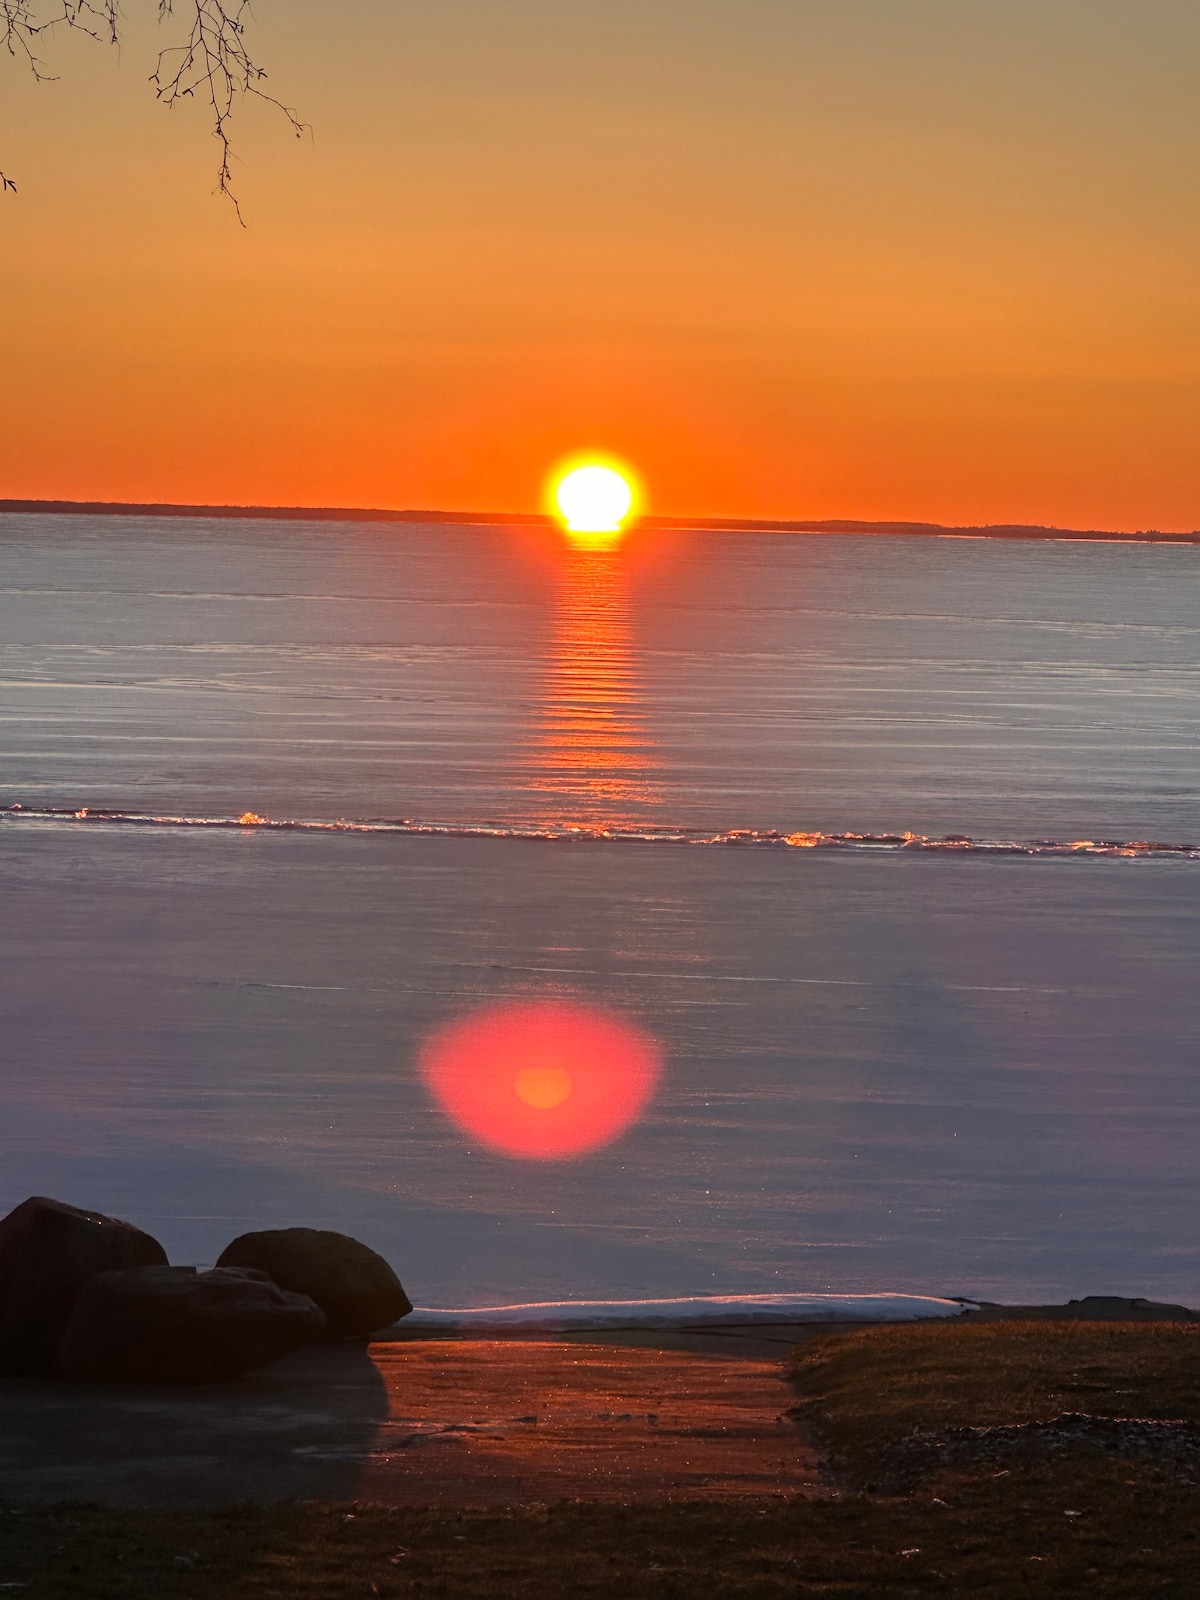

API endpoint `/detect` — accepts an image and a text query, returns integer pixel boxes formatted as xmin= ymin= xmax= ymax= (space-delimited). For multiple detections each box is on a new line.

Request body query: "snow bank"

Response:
xmin=403 ymin=1292 xmax=973 ymax=1332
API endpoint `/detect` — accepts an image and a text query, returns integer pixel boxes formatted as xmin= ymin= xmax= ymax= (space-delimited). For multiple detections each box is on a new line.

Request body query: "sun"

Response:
xmin=551 ymin=460 xmax=638 ymax=535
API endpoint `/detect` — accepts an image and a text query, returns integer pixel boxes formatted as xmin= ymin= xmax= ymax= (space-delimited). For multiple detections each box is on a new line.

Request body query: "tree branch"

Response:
xmin=2 ymin=3 xmax=120 ymax=79
xmin=152 ymin=2 xmax=305 ymax=226
xmin=3 ymin=1 xmax=301 ymax=218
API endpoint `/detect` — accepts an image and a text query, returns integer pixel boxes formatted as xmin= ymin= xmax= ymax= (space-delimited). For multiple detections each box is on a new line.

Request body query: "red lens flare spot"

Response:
xmin=419 ymin=1001 xmax=661 ymax=1161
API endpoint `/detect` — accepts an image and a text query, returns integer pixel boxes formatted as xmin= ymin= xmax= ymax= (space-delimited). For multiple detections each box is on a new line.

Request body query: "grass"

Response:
xmin=788 ymin=1320 xmax=1200 ymax=1484
xmin=3 ymin=1321 xmax=1200 ymax=1597
xmin=2 ymin=1475 xmax=1200 ymax=1600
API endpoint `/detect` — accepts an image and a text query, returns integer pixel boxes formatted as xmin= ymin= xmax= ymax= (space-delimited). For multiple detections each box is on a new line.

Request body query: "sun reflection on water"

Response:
xmin=528 ymin=537 xmax=660 ymax=827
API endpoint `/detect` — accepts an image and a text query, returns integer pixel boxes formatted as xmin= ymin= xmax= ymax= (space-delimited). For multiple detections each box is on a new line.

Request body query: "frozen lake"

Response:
xmin=1 ymin=514 xmax=1197 ymax=1306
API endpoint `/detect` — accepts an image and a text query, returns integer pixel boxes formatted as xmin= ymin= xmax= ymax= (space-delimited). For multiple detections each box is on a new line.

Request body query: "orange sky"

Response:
xmin=1 ymin=1 xmax=1198 ymax=529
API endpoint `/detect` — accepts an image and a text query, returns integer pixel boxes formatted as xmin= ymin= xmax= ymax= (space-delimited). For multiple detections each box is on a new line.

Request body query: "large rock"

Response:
xmin=0 ymin=1196 xmax=168 ymax=1375
xmin=57 ymin=1266 xmax=326 ymax=1384
xmin=216 ymin=1228 xmax=412 ymax=1339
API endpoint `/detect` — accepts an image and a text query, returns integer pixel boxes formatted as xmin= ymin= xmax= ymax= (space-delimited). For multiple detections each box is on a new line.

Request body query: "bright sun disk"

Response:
xmin=554 ymin=463 xmax=635 ymax=534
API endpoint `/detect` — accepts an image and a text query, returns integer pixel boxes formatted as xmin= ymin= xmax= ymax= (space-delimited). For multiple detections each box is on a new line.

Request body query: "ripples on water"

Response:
xmin=2 ymin=513 xmax=1198 ymax=838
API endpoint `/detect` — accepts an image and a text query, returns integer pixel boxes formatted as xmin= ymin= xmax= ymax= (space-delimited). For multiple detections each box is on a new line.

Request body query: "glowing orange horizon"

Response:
xmin=419 ymin=1000 xmax=661 ymax=1160
xmin=4 ymin=11 xmax=1195 ymax=535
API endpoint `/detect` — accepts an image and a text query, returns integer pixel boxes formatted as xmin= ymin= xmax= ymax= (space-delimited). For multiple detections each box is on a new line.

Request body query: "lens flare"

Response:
xmin=514 ymin=1065 xmax=573 ymax=1109
xmin=419 ymin=1000 xmax=661 ymax=1160
xmin=551 ymin=461 xmax=638 ymax=536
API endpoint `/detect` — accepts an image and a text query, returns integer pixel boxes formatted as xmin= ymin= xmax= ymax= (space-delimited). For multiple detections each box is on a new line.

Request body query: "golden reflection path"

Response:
xmin=527 ymin=535 xmax=661 ymax=827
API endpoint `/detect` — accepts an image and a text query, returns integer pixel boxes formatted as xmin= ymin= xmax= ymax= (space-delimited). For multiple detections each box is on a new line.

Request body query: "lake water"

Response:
xmin=1 ymin=513 xmax=1197 ymax=1308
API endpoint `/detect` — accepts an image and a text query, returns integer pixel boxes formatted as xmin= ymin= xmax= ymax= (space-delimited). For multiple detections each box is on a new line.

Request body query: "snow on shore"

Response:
xmin=404 ymin=1292 xmax=973 ymax=1331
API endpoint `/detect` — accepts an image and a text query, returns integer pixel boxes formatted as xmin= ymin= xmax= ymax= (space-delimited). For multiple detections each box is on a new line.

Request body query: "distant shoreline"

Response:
xmin=1 ymin=497 xmax=1196 ymax=544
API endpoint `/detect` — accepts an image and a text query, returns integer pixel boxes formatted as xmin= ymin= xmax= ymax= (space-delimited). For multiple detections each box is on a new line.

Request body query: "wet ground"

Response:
xmin=0 ymin=1332 xmax=825 ymax=1508
xmin=4 ymin=1304 xmax=1190 ymax=1509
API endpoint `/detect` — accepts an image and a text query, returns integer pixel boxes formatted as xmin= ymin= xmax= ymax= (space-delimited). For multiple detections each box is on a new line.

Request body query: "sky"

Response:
xmin=1 ymin=0 xmax=1197 ymax=529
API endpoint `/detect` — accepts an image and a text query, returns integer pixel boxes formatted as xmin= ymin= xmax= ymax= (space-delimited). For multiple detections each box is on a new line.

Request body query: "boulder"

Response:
xmin=216 ymin=1228 xmax=412 ymax=1339
xmin=57 ymin=1266 xmax=326 ymax=1384
xmin=0 ymin=1196 xmax=168 ymax=1375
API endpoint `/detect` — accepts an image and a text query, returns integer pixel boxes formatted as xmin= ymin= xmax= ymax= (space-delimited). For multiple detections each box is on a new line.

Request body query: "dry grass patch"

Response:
xmin=789 ymin=1319 xmax=1200 ymax=1484
xmin=4 ymin=1322 xmax=1200 ymax=1597
xmin=3 ymin=1481 xmax=1200 ymax=1599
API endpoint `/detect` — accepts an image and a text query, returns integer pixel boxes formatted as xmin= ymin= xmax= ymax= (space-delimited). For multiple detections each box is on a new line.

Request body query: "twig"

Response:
xmin=2 ymin=2 xmax=120 ymax=78
xmin=3 ymin=1 xmax=301 ymax=217
xmin=152 ymin=2 xmax=306 ymax=224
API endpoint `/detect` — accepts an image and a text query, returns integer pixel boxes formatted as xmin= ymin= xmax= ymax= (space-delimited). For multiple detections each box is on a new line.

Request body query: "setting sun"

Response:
xmin=552 ymin=462 xmax=637 ymax=535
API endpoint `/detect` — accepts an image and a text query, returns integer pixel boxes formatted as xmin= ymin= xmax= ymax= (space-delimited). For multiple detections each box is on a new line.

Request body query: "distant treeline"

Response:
xmin=0 ymin=499 xmax=1196 ymax=543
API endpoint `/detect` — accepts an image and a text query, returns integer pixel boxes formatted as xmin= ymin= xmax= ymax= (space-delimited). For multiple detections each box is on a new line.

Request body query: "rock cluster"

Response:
xmin=0 ymin=1196 xmax=411 ymax=1385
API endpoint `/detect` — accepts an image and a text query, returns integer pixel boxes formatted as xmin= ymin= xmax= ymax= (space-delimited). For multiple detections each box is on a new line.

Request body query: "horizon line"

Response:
xmin=0 ymin=497 xmax=1196 ymax=544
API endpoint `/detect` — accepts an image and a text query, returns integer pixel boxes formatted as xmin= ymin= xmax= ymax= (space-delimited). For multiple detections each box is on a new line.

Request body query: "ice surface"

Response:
xmin=2 ymin=517 xmax=1198 ymax=1307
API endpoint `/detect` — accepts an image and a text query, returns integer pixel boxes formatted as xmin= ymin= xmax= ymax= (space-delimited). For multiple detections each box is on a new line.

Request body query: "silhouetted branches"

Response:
xmin=2 ymin=3 xmax=120 ymax=78
xmin=3 ymin=1 xmax=302 ymax=220
xmin=152 ymin=2 xmax=304 ymax=224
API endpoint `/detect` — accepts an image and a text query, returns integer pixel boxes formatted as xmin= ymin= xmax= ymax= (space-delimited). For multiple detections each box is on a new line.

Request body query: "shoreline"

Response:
xmin=1 ymin=1299 xmax=1193 ymax=1510
xmin=1 ymin=497 xmax=1197 ymax=543
xmin=377 ymin=1292 xmax=1196 ymax=1347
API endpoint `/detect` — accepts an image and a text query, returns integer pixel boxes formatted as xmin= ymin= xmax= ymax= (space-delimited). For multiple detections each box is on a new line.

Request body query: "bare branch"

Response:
xmin=3 ymin=2 xmax=301 ymax=218
xmin=152 ymin=2 xmax=305 ymax=225
xmin=2 ymin=2 xmax=120 ymax=78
